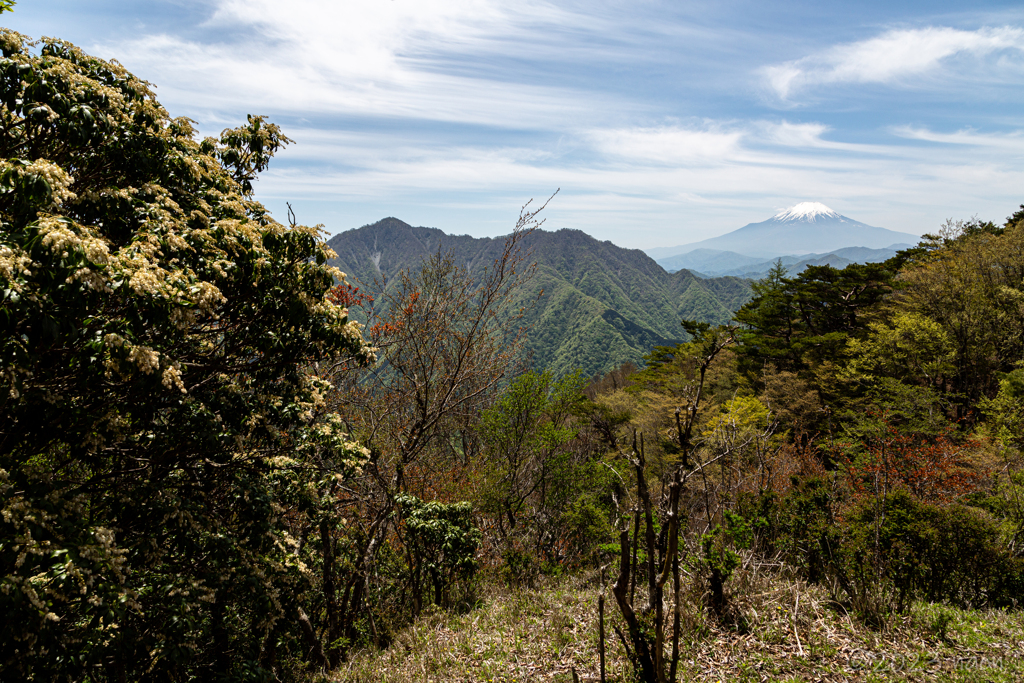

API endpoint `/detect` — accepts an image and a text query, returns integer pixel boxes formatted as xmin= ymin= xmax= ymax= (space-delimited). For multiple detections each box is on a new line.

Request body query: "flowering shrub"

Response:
xmin=0 ymin=31 xmax=372 ymax=680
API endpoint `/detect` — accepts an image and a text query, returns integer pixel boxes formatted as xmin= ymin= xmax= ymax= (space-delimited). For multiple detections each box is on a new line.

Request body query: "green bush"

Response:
xmin=499 ymin=547 xmax=539 ymax=589
xmin=766 ymin=478 xmax=1022 ymax=623
xmin=476 ymin=370 xmax=616 ymax=569
xmin=700 ymin=510 xmax=756 ymax=616
xmin=843 ymin=490 xmax=1007 ymax=610
xmin=397 ymin=495 xmax=482 ymax=614
xmin=765 ymin=477 xmax=841 ymax=584
xmin=560 ymin=489 xmax=617 ymax=566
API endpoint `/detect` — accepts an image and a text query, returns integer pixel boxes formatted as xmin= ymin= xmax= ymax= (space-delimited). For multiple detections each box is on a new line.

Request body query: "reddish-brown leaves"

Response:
xmin=839 ymin=412 xmax=983 ymax=505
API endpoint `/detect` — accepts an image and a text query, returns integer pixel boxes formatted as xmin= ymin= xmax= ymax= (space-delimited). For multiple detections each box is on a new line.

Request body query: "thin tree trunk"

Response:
xmin=636 ymin=432 xmax=657 ymax=610
xmin=611 ymin=529 xmax=657 ymax=683
xmin=296 ymin=606 xmax=328 ymax=669
xmin=321 ymin=518 xmax=340 ymax=667
xmin=670 ymin=546 xmax=681 ymax=682
xmin=629 ymin=504 xmax=640 ymax=604
xmin=599 ymin=594 xmax=606 ymax=683
xmin=650 ymin=482 xmax=679 ymax=682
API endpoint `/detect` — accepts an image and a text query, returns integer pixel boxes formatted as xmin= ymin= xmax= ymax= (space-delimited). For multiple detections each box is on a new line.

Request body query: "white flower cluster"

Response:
xmin=0 ymin=244 xmax=34 ymax=290
xmin=174 ymin=153 xmax=203 ymax=183
xmin=305 ymin=375 xmax=331 ymax=410
xmin=267 ymin=455 xmax=299 ymax=468
xmin=299 ymin=413 xmax=371 ymax=477
xmin=103 ymin=336 xmax=184 ymax=392
xmin=30 ymin=103 xmax=59 ymax=123
xmin=34 ymin=47 xmax=149 ymax=131
xmin=114 ymin=248 xmax=186 ymax=302
xmin=168 ymin=306 xmax=196 ymax=329
xmin=66 ymin=267 xmax=108 ymax=291
xmin=0 ymin=28 xmax=25 ymax=54
xmin=191 ymin=280 xmax=226 ymax=314
xmin=127 ymin=345 xmax=160 ymax=374
xmin=77 ymin=527 xmax=129 ymax=585
xmin=126 ymin=267 xmax=165 ymax=297
xmin=35 ymin=216 xmax=112 ymax=290
xmin=2 ymin=472 xmax=136 ymax=619
xmin=343 ymin=320 xmax=377 ymax=364
xmin=24 ymin=159 xmax=77 ymax=207
xmin=103 ymin=333 xmax=125 ymax=348
xmin=162 ymin=366 xmax=186 ymax=394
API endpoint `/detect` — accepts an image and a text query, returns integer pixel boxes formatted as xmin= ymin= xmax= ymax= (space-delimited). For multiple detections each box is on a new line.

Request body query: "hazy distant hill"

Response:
xmin=649 ymin=202 xmax=921 ymax=261
xmin=657 ymin=248 xmax=764 ymax=274
xmin=326 ymin=218 xmax=752 ymax=378
xmin=662 ymin=245 xmax=912 ymax=279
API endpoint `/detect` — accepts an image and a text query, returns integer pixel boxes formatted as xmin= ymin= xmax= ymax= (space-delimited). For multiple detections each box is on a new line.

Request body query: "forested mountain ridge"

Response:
xmin=326 ymin=217 xmax=752 ymax=377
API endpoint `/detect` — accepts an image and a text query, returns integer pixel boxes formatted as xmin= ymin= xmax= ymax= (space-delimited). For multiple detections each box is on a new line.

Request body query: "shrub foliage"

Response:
xmin=0 ymin=31 xmax=373 ymax=680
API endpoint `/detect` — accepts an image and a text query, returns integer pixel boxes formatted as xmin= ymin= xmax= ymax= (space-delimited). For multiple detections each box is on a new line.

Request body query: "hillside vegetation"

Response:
xmin=326 ymin=217 xmax=751 ymax=377
xmin=4 ymin=32 xmax=1024 ymax=683
xmin=336 ymin=571 xmax=1024 ymax=682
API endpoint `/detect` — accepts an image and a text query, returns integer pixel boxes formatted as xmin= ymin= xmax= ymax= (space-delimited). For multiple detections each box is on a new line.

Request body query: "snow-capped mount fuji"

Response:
xmin=772 ymin=202 xmax=841 ymax=222
xmin=646 ymin=203 xmax=921 ymax=262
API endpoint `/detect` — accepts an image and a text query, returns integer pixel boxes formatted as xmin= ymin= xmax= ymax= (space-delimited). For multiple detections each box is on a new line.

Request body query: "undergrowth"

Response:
xmin=329 ymin=563 xmax=1024 ymax=683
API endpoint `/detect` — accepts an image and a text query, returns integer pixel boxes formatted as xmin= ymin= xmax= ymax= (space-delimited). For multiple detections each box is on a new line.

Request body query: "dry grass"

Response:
xmin=329 ymin=564 xmax=1024 ymax=682
xmin=332 ymin=572 xmax=625 ymax=683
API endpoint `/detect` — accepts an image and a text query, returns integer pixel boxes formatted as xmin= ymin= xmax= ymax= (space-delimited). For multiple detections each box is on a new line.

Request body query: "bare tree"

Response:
xmin=307 ymin=198 xmax=550 ymax=660
xmin=610 ymin=323 xmax=736 ymax=683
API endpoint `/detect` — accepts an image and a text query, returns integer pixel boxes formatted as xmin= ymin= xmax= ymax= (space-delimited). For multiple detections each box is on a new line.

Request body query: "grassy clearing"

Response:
xmin=332 ymin=572 xmax=624 ymax=683
xmin=330 ymin=566 xmax=1024 ymax=682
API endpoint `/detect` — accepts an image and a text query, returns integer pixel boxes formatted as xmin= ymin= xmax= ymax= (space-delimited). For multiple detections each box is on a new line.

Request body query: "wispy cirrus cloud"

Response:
xmin=42 ymin=0 xmax=1023 ymax=247
xmin=250 ymin=117 xmax=1024 ymax=246
xmin=763 ymin=26 xmax=1024 ymax=100
xmin=759 ymin=121 xmax=830 ymax=147
xmin=99 ymin=0 xmax=635 ymax=131
xmin=586 ymin=125 xmax=746 ymax=165
xmin=757 ymin=121 xmax=903 ymax=156
xmin=893 ymin=125 xmax=1024 ymax=151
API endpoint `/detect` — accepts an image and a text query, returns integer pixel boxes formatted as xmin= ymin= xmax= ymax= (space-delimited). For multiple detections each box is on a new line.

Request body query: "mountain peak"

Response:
xmin=773 ymin=202 xmax=840 ymax=222
xmin=646 ymin=202 xmax=921 ymax=261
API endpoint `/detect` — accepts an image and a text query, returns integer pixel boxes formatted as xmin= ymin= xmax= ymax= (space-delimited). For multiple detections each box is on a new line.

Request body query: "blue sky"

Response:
xmin=9 ymin=0 xmax=1024 ymax=248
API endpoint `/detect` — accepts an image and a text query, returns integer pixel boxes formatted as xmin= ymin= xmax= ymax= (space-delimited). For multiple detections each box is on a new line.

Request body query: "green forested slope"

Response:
xmin=326 ymin=218 xmax=752 ymax=377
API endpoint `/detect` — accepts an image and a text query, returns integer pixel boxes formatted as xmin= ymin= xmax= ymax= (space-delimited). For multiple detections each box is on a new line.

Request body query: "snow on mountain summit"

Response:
xmin=773 ymin=202 xmax=840 ymax=222
xmin=645 ymin=201 xmax=921 ymax=261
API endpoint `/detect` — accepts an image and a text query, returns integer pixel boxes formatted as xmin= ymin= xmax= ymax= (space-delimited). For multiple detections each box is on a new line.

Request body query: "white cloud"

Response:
xmin=761 ymin=121 xmax=830 ymax=147
xmin=586 ymin=125 xmax=745 ymax=164
xmin=203 ymin=0 xmax=509 ymax=78
xmin=99 ymin=0 xmax=627 ymax=130
xmin=893 ymin=125 xmax=1024 ymax=151
xmin=250 ymin=116 xmax=1024 ymax=247
xmin=764 ymin=26 xmax=1024 ymax=99
xmin=66 ymin=2 xmax=1024 ymax=247
xmin=757 ymin=121 xmax=902 ymax=157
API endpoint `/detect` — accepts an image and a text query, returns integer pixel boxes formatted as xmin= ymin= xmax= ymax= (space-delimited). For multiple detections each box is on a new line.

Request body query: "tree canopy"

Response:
xmin=0 ymin=31 xmax=373 ymax=680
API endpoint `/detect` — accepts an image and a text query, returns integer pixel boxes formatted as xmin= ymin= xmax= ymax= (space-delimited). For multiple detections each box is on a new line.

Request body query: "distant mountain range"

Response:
xmin=326 ymin=218 xmax=752 ymax=378
xmin=660 ymin=245 xmax=913 ymax=279
xmin=647 ymin=203 xmax=921 ymax=271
